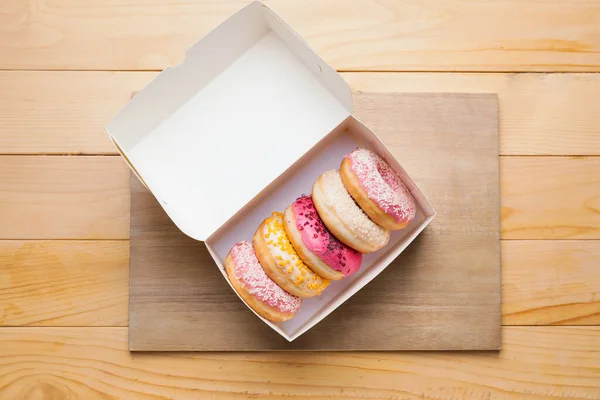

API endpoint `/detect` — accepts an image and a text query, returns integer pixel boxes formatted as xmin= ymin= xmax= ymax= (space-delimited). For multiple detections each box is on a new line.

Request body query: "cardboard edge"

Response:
xmin=107 ymin=92 xmax=149 ymax=190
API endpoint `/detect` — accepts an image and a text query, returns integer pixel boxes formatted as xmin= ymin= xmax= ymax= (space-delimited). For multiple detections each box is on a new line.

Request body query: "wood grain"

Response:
xmin=0 ymin=71 xmax=155 ymax=154
xmin=0 ymin=240 xmax=597 ymax=328
xmin=2 ymin=0 xmax=600 ymax=71
xmin=0 ymin=0 xmax=597 ymax=393
xmin=129 ymin=93 xmax=501 ymax=351
xmin=502 ymin=240 xmax=600 ymax=326
xmin=0 ymin=156 xmax=130 ymax=240
xmin=0 ymin=327 xmax=599 ymax=399
xmin=501 ymin=157 xmax=600 ymax=240
xmin=3 ymin=71 xmax=600 ymax=155
xmin=0 ymin=241 xmax=128 ymax=327
xmin=345 ymin=72 xmax=600 ymax=156
xmin=0 ymin=157 xmax=598 ymax=240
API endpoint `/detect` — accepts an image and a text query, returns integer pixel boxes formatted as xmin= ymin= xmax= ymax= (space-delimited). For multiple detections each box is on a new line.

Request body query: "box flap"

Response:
xmin=106 ymin=1 xmax=352 ymax=240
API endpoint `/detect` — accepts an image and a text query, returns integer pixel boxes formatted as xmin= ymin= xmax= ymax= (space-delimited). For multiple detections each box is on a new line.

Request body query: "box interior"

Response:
xmin=106 ymin=1 xmax=352 ymax=240
xmin=206 ymin=117 xmax=435 ymax=340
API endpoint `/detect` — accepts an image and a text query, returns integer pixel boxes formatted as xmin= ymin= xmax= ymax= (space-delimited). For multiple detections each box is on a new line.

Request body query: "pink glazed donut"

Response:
xmin=340 ymin=148 xmax=416 ymax=230
xmin=225 ymin=241 xmax=302 ymax=322
xmin=283 ymin=195 xmax=362 ymax=280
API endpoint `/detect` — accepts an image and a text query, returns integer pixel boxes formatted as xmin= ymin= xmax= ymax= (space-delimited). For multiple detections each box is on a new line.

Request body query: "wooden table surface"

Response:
xmin=1 ymin=1 xmax=599 ymax=399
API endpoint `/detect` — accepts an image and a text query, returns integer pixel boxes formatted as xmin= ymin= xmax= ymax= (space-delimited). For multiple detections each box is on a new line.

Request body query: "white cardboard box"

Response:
xmin=106 ymin=1 xmax=436 ymax=341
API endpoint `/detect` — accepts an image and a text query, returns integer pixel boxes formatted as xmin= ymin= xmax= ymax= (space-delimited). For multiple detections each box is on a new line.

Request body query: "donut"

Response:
xmin=225 ymin=241 xmax=302 ymax=322
xmin=312 ymin=170 xmax=390 ymax=253
xmin=340 ymin=148 xmax=416 ymax=230
xmin=283 ymin=195 xmax=362 ymax=280
xmin=253 ymin=212 xmax=330 ymax=298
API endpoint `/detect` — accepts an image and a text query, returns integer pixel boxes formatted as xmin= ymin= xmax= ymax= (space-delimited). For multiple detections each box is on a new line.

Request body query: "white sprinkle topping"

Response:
xmin=347 ymin=149 xmax=416 ymax=223
xmin=231 ymin=241 xmax=302 ymax=314
xmin=319 ymin=170 xmax=389 ymax=247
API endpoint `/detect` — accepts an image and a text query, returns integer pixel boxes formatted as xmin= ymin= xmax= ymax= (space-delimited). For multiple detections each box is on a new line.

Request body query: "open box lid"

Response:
xmin=106 ymin=1 xmax=352 ymax=241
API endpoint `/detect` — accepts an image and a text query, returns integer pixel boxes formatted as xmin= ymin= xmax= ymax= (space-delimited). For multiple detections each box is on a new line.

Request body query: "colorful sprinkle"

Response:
xmin=262 ymin=212 xmax=329 ymax=294
xmin=291 ymin=195 xmax=362 ymax=277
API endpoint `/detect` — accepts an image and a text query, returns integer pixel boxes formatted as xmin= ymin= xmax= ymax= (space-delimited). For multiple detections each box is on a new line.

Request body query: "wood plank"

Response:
xmin=1 ymin=240 xmax=597 ymax=327
xmin=1 ymin=0 xmax=600 ymax=71
xmin=129 ymin=93 xmax=501 ymax=351
xmin=0 ymin=156 xmax=130 ymax=240
xmin=0 ymin=71 xmax=155 ymax=154
xmin=502 ymin=241 xmax=600 ymax=325
xmin=3 ymin=72 xmax=600 ymax=156
xmin=501 ymin=157 xmax=600 ymax=240
xmin=0 ymin=156 xmax=597 ymax=240
xmin=345 ymin=72 xmax=600 ymax=156
xmin=0 ymin=327 xmax=598 ymax=399
xmin=0 ymin=241 xmax=128 ymax=327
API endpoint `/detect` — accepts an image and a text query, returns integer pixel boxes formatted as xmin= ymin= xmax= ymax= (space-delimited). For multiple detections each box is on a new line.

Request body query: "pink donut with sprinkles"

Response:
xmin=340 ymin=148 xmax=416 ymax=230
xmin=225 ymin=241 xmax=301 ymax=322
xmin=283 ymin=195 xmax=362 ymax=281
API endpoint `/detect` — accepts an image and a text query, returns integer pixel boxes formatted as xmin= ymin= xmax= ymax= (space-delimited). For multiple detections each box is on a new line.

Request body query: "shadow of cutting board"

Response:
xmin=129 ymin=92 xmax=500 ymax=351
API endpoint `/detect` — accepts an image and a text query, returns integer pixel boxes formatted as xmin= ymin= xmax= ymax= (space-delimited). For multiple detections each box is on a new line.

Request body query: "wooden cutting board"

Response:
xmin=128 ymin=92 xmax=500 ymax=351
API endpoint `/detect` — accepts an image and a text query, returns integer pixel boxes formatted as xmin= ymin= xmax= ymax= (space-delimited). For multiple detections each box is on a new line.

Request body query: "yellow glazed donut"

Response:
xmin=253 ymin=212 xmax=330 ymax=298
